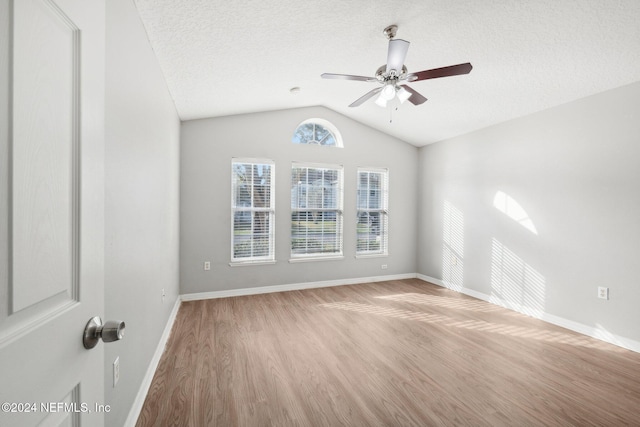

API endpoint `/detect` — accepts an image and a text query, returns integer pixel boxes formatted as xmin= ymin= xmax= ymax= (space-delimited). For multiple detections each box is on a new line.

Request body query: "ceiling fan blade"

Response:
xmin=400 ymin=85 xmax=428 ymax=105
xmin=321 ymin=73 xmax=377 ymax=82
xmin=407 ymin=62 xmax=473 ymax=82
xmin=349 ymin=87 xmax=383 ymax=107
xmin=386 ymin=39 xmax=410 ymax=74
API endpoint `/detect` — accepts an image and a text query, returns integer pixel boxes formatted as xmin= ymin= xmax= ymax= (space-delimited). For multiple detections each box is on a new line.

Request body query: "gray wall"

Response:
xmin=105 ymin=1 xmax=180 ymax=425
xmin=180 ymin=107 xmax=418 ymax=295
xmin=418 ymin=82 xmax=640 ymax=343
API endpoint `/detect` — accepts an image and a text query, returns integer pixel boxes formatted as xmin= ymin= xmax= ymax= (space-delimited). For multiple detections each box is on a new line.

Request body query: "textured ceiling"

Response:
xmin=133 ymin=0 xmax=640 ymax=146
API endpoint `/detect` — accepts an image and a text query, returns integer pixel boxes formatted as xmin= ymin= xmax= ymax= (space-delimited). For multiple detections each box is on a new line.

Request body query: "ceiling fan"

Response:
xmin=321 ymin=25 xmax=472 ymax=108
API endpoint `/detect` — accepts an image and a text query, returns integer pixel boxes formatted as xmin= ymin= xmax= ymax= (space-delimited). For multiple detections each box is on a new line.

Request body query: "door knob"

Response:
xmin=83 ymin=316 xmax=125 ymax=349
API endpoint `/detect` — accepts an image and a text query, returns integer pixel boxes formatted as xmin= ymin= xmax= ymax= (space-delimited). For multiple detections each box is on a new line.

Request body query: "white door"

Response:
xmin=0 ymin=0 xmax=105 ymax=426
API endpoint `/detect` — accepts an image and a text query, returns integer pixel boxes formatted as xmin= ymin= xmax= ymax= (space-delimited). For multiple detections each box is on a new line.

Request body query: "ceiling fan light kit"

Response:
xmin=396 ymin=86 xmax=411 ymax=103
xmin=321 ymin=25 xmax=473 ymax=110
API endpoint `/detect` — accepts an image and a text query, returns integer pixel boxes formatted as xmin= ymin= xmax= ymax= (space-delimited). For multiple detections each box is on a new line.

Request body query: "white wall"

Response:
xmin=105 ymin=1 xmax=180 ymax=425
xmin=418 ymin=82 xmax=640 ymax=346
xmin=180 ymin=107 xmax=418 ymax=295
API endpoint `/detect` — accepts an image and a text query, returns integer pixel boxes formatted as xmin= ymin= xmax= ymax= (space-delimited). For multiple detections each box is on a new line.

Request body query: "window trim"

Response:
xmin=290 ymin=162 xmax=344 ymax=261
xmin=230 ymin=158 xmax=276 ymax=265
xmin=356 ymin=167 xmax=389 ymax=257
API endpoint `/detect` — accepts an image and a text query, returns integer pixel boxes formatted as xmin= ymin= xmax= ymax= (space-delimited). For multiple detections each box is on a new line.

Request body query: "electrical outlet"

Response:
xmin=113 ymin=357 xmax=120 ymax=387
xmin=204 ymin=261 xmax=211 ymax=271
xmin=381 ymin=264 xmax=388 ymax=270
xmin=598 ymin=286 xmax=609 ymax=300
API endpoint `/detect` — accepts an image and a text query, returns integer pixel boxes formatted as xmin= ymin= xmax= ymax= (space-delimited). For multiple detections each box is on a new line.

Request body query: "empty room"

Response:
xmin=1 ymin=0 xmax=640 ymax=426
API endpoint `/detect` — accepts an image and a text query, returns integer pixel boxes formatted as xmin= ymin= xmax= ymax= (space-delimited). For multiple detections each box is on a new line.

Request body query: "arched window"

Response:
xmin=292 ymin=119 xmax=343 ymax=147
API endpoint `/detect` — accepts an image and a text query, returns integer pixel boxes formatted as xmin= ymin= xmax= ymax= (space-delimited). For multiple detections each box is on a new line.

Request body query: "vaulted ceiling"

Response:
xmin=133 ymin=0 xmax=640 ymax=146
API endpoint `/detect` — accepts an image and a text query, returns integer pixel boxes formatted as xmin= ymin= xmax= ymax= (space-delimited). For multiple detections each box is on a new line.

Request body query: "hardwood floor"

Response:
xmin=136 ymin=279 xmax=640 ymax=426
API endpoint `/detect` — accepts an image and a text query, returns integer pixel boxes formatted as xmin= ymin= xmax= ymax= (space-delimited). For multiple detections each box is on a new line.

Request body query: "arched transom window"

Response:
xmin=292 ymin=119 xmax=343 ymax=147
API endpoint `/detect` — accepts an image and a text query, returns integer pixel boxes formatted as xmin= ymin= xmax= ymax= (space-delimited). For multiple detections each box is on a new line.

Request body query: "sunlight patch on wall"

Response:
xmin=493 ymin=191 xmax=538 ymax=235
xmin=442 ymin=201 xmax=464 ymax=290
xmin=491 ymin=238 xmax=546 ymax=316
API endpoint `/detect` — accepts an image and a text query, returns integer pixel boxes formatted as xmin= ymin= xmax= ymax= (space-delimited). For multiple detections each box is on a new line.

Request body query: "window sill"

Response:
xmin=288 ymin=255 xmax=344 ymax=264
xmin=229 ymin=260 xmax=277 ymax=267
xmin=355 ymin=253 xmax=388 ymax=259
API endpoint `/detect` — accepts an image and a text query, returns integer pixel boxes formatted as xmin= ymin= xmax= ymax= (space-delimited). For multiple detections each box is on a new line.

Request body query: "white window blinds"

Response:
xmin=231 ymin=159 xmax=275 ymax=262
xmin=291 ymin=163 xmax=343 ymax=258
xmin=357 ymin=168 xmax=389 ymax=255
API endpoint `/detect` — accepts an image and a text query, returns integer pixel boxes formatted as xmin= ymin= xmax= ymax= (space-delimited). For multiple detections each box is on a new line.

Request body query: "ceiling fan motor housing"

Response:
xmin=376 ymin=65 xmax=408 ymax=82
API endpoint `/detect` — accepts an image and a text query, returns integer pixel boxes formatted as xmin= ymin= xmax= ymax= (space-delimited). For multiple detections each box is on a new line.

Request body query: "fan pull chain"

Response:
xmin=389 ymin=100 xmax=399 ymax=123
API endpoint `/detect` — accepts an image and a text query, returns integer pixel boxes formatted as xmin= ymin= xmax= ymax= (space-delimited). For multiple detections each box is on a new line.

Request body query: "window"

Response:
xmin=357 ymin=168 xmax=388 ymax=256
xmin=291 ymin=163 xmax=343 ymax=259
xmin=292 ymin=119 xmax=343 ymax=147
xmin=231 ymin=159 xmax=275 ymax=263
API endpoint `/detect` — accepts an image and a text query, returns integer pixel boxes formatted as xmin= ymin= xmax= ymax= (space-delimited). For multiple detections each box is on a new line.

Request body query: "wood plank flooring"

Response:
xmin=136 ymin=279 xmax=640 ymax=426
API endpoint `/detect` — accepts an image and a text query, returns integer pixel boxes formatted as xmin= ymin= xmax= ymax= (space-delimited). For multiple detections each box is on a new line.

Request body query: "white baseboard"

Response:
xmin=124 ymin=297 xmax=181 ymax=427
xmin=417 ymin=274 xmax=640 ymax=354
xmin=181 ymin=273 xmax=417 ymax=301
